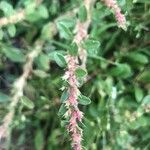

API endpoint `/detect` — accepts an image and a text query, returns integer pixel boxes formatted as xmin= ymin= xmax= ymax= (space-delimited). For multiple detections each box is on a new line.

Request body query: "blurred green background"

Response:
xmin=0 ymin=0 xmax=150 ymax=149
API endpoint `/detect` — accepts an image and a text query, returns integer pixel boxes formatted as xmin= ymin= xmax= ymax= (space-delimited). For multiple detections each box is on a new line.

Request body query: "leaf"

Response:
xmin=41 ymin=23 xmax=56 ymax=40
xmin=78 ymin=5 xmax=87 ymax=22
xmin=75 ymin=68 xmax=87 ymax=78
xmin=134 ymin=86 xmax=144 ymax=102
xmin=54 ymin=52 xmax=67 ymax=67
xmin=25 ymin=2 xmax=36 ymax=14
xmin=26 ymin=3 xmax=49 ymax=22
xmin=57 ymin=19 xmax=75 ymax=29
xmin=36 ymin=54 xmax=50 ymax=71
xmin=60 ymin=90 xmax=69 ymax=103
xmin=82 ymin=39 xmax=100 ymax=55
xmin=130 ymin=116 xmax=149 ymax=130
xmin=0 ymin=1 xmax=14 ymax=17
xmin=2 ymin=47 xmax=25 ymax=63
xmin=60 ymin=120 xmax=69 ymax=127
xmin=7 ymin=25 xmax=16 ymax=37
xmin=58 ymin=104 xmax=67 ymax=116
xmin=0 ymin=29 xmax=4 ymax=40
xmin=38 ymin=5 xmax=49 ymax=19
xmin=57 ymin=22 xmax=73 ymax=39
xmin=78 ymin=94 xmax=91 ymax=105
xmin=137 ymin=70 xmax=150 ymax=82
xmin=21 ymin=96 xmax=34 ymax=109
xmin=109 ymin=64 xmax=132 ymax=78
xmin=0 ymin=92 xmax=10 ymax=102
xmin=34 ymin=129 xmax=44 ymax=150
xmin=68 ymin=42 xmax=78 ymax=56
xmin=126 ymin=52 xmax=149 ymax=64
xmin=33 ymin=70 xmax=48 ymax=78
xmin=142 ymin=95 xmax=150 ymax=105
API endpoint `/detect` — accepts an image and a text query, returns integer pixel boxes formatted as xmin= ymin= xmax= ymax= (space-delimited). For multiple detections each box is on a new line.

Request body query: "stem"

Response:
xmin=0 ymin=41 xmax=42 ymax=146
xmin=62 ymin=1 xmax=96 ymax=149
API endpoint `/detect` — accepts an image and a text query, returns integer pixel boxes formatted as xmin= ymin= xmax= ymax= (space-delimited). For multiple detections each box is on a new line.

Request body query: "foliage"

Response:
xmin=0 ymin=0 xmax=150 ymax=150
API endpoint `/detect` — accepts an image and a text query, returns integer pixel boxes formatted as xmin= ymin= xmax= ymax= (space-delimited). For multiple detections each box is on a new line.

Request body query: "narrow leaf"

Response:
xmin=58 ymin=104 xmax=67 ymax=116
xmin=69 ymin=42 xmax=78 ymax=56
xmin=2 ymin=47 xmax=25 ymax=63
xmin=54 ymin=52 xmax=67 ymax=67
xmin=78 ymin=94 xmax=91 ymax=105
xmin=75 ymin=68 xmax=87 ymax=78
xmin=78 ymin=5 xmax=87 ymax=22
xmin=0 ymin=92 xmax=10 ymax=102
xmin=60 ymin=90 xmax=69 ymax=103
xmin=57 ymin=22 xmax=73 ymax=39
xmin=134 ymin=86 xmax=144 ymax=102
xmin=82 ymin=39 xmax=100 ymax=55
xmin=21 ymin=96 xmax=34 ymax=109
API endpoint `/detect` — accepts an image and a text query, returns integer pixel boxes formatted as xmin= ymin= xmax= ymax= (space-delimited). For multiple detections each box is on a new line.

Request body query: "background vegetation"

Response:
xmin=0 ymin=0 xmax=150 ymax=149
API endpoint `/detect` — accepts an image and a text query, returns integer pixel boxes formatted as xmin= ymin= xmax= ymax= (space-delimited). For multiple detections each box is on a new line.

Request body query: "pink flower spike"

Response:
xmin=115 ymin=9 xmax=127 ymax=30
xmin=75 ymin=110 xmax=83 ymax=122
xmin=102 ymin=0 xmax=127 ymax=30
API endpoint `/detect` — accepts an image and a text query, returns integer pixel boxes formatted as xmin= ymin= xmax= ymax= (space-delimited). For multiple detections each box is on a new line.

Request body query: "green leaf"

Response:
xmin=0 ymin=29 xmax=3 ymax=40
xmin=0 ymin=1 xmax=14 ymax=17
xmin=137 ymin=0 xmax=150 ymax=4
xmin=54 ymin=52 xmax=67 ymax=67
xmin=26 ymin=12 xmax=41 ymax=22
xmin=57 ymin=22 xmax=73 ymax=39
xmin=75 ymin=67 xmax=87 ymax=78
xmin=57 ymin=19 xmax=75 ymax=29
xmin=78 ymin=5 xmax=87 ymax=22
xmin=41 ymin=23 xmax=56 ymax=40
xmin=34 ymin=129 xmax=44 ymax=150
xmin=137 ymin=70 xmax=150 ymax=82
xmin=82 ymin=39 xmax=100 ymax=55
xmin=60 ymin=90 xmax=69 ymax=103
xmin=130 ymin=116 xmax=149 ymax=129
xmin=26 ymin=4 xmax=48 ymax=21
xmin=126 ymin=52 xmax=149 ymax=64
xmin=78 ymin=94 xmax=91 ymax=105
xmin=2 ymin=47 xmax=25 ymax=63
xmin=25 ymin=2 xmax=36 ymax=14
xmin=60 ymin=120 xmax=69 ymax=127
xmin=69 ymin=42 xmax=78 ymax=56
xmin=134 ymin=86 xmax=144 ymax=102
xmin=7 ymin=25 xmax=16 ymax=37
xmin=36 ymin=54 xmax=50 ymax=71
xmin=21 ymin=96 xmax=34 ymax=109
xmin=33 ymin=70 xmax=48 ymax=78
xmin=58 ymin=104 xmax=67 ymax=116
xmin=38 ymin=5 xmax=49 ymax=19
xmin=0 ymin=92 xmax=10 ymax=102
xmin=109 ymin=64 xmax=132 ymax=78
xmin=142 ymin=95 xmax=150 ymax=105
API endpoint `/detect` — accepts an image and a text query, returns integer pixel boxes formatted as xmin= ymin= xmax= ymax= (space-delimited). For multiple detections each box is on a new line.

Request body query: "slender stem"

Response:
xmin=62 ymin=1 xmax=96 ymax=150
xmin=0 ymin=41 xmax=42 ymax=145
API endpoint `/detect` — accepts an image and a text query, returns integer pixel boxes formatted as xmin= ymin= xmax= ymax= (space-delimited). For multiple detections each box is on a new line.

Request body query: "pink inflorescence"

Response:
xmin=63 ymin=56 xmax=83 ymax=150
xmin=103 ymin=0 xmax=127 ymax=30
xmin=67 ymin=110 xmax=83 ymax=150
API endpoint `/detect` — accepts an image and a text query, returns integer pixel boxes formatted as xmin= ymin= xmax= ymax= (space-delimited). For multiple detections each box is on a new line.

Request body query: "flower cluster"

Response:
xmin=74 ymin=22 xmax=88 ymax=69
xmin=63 ymin=56 xmax=83 ymax=150
xmin=61 ymin=0 xmax=93 ymax=149
xmin=103 ymin=0 xmax=127 ymax=30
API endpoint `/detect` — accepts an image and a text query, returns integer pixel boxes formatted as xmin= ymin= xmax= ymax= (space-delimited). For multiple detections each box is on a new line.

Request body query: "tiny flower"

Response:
xmin=75 ymin=109 xmax=83 ymax=122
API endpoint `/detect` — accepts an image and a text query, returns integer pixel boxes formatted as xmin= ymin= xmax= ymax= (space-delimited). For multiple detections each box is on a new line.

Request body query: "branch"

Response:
xmin=0 ymin=10 xmax=25 ymax=27
xmin=0 ymin=41 xmax=43 ymax=145
xmin=102 ymin=0 xmax=127 ymax=30
xmin=0 ymin=0 xmax=43 ymax=27
xmin=62 ymin=1 xmax=96 ymax=150
xmin=74 ymin=0 xmax=96 ymax=68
